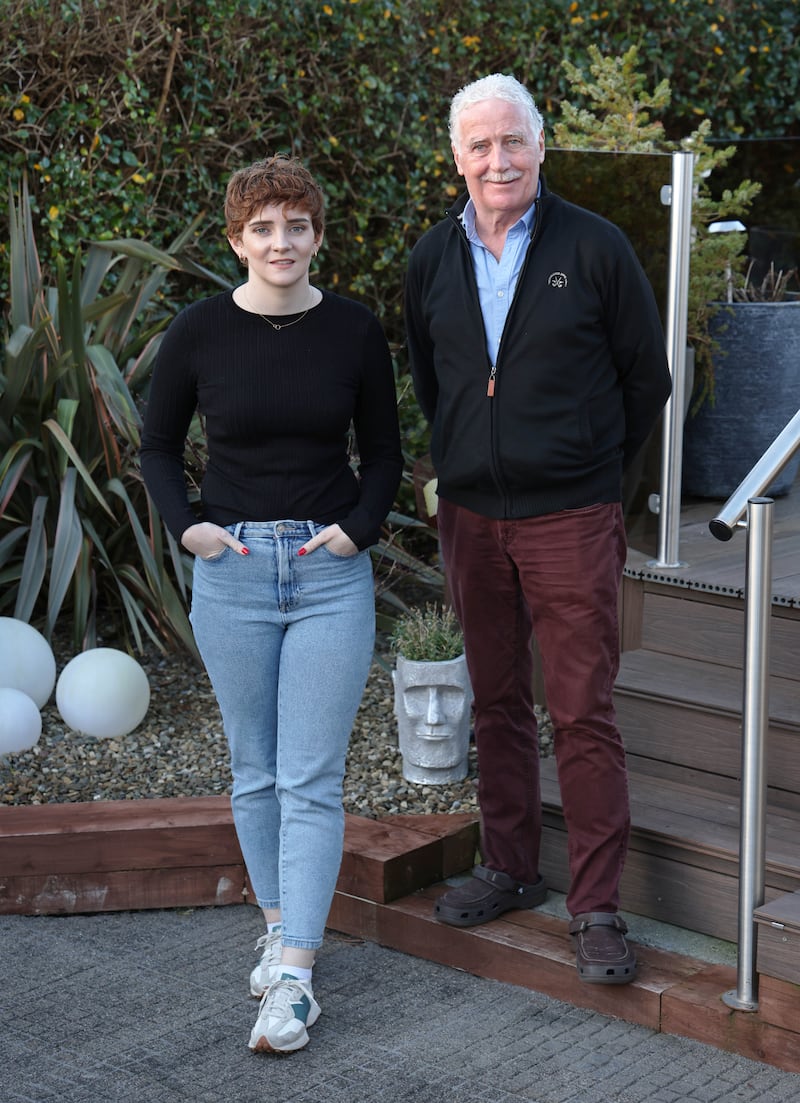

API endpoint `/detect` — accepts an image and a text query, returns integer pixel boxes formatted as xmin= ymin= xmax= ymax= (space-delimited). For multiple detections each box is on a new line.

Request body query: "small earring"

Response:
xmin=239 ymin=254 xmax=248 ymax=266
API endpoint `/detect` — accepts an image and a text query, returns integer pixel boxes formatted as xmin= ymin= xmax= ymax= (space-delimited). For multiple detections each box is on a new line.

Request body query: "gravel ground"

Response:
xmin=1 ymin=628 xmax=553 ymax=816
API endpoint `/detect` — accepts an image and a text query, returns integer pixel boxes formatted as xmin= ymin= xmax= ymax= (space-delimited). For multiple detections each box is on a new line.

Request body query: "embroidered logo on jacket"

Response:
xmin=547 ymin=272 xmax=568 ymax=289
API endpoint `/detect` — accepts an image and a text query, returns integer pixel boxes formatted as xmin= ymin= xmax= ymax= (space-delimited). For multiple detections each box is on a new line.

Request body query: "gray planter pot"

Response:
xmin=683 ymin=301 xmax=800 ymax=498
xmin=392 ymin=653 xmax=472 ymax=784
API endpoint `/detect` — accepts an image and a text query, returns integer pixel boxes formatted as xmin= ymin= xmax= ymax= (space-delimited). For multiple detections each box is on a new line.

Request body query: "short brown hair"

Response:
xmin=224 ymin=155 xmax=325 ymax=239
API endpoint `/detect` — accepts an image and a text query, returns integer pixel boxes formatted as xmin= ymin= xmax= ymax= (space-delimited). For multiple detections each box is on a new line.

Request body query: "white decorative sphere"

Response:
xmin=0 ymin=617 xmax=57 ymax=709
xmin=56 ymin=648 xmax=150 ymax=739
xmin=0 ymin=687 xmax=42 ymax=754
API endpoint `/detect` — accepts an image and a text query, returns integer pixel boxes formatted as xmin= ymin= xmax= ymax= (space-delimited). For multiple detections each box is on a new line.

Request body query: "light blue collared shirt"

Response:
xmin=461 ymin=194 xmax=538 ymax=366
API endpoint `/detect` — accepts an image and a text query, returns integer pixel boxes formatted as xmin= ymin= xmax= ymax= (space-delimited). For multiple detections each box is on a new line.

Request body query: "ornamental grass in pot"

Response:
xmin=390 ymin=604 xmax=472 ymax=785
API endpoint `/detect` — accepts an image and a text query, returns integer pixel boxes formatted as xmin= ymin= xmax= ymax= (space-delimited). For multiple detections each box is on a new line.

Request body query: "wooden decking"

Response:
xmin=625 ymin=487 xmax=800 ymax=607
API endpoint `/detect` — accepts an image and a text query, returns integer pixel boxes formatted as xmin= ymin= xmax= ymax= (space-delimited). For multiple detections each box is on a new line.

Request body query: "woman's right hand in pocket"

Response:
xmin=181 ymin=522 xmax=249 ymax=560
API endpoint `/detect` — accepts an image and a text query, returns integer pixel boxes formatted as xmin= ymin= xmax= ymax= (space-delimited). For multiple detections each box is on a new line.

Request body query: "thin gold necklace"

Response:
xmin=243 ymin=286 xmax=315 ymax=331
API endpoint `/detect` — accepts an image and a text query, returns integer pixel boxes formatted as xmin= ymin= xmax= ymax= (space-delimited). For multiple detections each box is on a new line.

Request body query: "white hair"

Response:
xmin=449 ymin=74 xmax=544 ymax=150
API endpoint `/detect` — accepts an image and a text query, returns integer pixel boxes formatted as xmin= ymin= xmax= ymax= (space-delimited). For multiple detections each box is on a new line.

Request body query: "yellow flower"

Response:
xmin=355 ymin=234 xmax=364 ymax=243
xmin=20 ymin=94 xmax=30 ymax=104
xmin=132 ymin=173 xmax=146 ymax=184
xmin=445 ymin=185 xmax=458 ymax=197
xmin=13 ymin=108 xmax=24 ymax=121
xmin=48 ymin=205 xmax=59 ymax=220
xmin=432 ymin=45 xmax=440 ymax=55
xmin=329 ymin=135 xmax=339 ymax=147
xmin=714 ymin=45 xmax=723 ymax=55
xmin=323 ymin=4 xmax=332 ymax=13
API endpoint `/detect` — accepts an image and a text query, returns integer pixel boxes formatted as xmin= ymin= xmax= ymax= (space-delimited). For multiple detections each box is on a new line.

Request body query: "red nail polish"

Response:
xmin=241 ymin=547 xmax=249 ymax=556
xmin=298 ymin=548 xmax=307 ymax=556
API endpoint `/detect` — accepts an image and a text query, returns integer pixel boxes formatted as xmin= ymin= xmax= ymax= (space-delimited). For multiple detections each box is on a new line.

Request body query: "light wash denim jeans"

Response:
xmin=190 ymin=520 xmax=375 ymax=950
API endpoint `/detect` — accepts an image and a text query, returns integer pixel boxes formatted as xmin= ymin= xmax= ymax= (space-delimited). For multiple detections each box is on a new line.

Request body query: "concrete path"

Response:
xmin=2 ymin=905 xmax=799 ymax=1102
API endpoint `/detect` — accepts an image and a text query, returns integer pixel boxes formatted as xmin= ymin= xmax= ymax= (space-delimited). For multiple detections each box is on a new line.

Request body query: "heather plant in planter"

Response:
xmin=390 ymin=603 xmax=472 ymax=785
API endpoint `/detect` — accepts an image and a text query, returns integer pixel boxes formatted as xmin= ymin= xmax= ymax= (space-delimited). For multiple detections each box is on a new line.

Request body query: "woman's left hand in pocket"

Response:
xmin=298 ymin=524 xmax=358 ymax=557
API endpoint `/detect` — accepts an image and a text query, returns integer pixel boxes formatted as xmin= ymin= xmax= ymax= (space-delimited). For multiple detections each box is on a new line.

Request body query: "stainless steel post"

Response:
xmin=649 ymin=150 xmax=694 ymax=569
xmin=723 ymin=497 xmax=773 ymax=1012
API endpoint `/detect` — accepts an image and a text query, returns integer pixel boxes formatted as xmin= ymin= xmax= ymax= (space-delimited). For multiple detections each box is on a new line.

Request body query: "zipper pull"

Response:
xmin=487 ymin=365 xmax=496 ymax=397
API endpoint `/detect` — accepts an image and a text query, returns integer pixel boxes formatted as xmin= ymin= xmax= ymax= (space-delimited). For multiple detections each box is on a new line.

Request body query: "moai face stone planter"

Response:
xmin=392 ymin=653 xmax=472 ymax=784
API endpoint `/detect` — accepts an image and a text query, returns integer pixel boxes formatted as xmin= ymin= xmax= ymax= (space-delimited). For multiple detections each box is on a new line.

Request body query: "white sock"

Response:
xmin=280 ymin=965 xmax=313 ymax=985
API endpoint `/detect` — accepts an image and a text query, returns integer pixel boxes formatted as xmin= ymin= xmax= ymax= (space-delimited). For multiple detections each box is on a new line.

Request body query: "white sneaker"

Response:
xmin=248 ymin=975 xmax=321 ymax=1053
xmin=249 ymin=930 xmax=282 ymax=997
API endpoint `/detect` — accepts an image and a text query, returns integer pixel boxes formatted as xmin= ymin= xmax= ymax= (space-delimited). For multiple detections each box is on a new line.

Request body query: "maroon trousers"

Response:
xmin=437 ymin=498 xmax=630 ymax=916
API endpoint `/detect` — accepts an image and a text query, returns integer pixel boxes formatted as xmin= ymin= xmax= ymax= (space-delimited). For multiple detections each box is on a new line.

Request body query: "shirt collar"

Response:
xmin=460 ymin=187 xmax=539 ymax=244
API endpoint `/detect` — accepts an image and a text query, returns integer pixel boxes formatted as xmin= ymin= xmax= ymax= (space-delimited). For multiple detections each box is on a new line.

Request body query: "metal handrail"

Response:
xmin=709 ymin=407 xmax=800 ymax=540
xmin=710 ymin=412 xmax=800 ymax=1012
xmin=648 ymin=145 xmax=800 ymax=1012
xmin=720 ymin=497 xmax=773 ymax=1012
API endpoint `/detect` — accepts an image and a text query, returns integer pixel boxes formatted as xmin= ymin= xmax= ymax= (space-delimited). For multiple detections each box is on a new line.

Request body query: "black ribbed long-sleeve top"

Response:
xmin=140 ymin=290 xmax=403 ymax=550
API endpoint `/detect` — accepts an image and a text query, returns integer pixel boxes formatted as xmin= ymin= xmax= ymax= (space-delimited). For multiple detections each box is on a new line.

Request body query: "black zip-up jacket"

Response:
xmin=405 ymin=180 xmax=672 ymax=519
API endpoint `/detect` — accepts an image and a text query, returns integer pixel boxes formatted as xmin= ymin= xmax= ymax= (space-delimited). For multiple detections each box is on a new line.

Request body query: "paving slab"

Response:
xmin=2 ymin=905 xmax=799 ymax=1103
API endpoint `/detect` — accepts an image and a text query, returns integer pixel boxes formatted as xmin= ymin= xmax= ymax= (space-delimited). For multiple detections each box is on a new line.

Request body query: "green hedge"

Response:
xmin=3 ymin=0 xmax=798 ymax=349
xmin=2 ymin=0 xmax=798 ymax=645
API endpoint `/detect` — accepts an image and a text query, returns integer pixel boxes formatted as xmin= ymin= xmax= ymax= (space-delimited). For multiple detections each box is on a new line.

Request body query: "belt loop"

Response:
xmin=233 ymin=521 xmax=244 ymax=541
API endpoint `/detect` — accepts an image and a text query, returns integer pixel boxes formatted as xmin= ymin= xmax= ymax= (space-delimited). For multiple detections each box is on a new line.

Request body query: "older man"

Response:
xmin=405 ymin=74 xmax=671 ymax=984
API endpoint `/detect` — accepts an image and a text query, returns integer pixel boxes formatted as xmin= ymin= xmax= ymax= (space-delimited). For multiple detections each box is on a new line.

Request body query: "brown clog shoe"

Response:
xmin=569 ymin=912 xmax=637 ymax=985
xmin=434 ymin=865 xmax=547 ymax=927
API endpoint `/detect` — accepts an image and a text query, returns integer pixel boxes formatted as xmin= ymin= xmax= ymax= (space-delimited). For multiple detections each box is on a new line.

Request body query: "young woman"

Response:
xmin=140 ymin=155 xmax=402 ymax=1053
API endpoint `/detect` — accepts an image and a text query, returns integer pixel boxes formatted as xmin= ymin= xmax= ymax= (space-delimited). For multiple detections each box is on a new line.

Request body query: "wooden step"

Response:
xmin=329 ymin=883 xmax=800 ymax=1074
xmin=540 ymin=761 xmax=800 ymax=942
xmin=615 ymin=648 xmax=800 ymax=804
xmin=0 ymin=799 xmax=480 ymax=915
xmin=631 ymin=588 xmax=800 ymax=680
xmin=617 ymin=649 xmax=800 ymax=727
xmin=754 ymin=891 xmax=800 ymax=985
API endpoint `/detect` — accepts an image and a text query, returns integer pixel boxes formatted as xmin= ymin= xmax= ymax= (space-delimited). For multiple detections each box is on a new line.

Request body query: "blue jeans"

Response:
xmin=190 ymin=520 xmax=375 ymax=950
